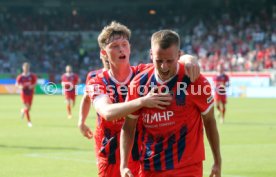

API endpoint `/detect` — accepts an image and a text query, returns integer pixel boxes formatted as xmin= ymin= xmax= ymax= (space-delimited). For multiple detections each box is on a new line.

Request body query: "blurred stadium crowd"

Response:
xmin=0 ymin=1 xmax=275 ymax=82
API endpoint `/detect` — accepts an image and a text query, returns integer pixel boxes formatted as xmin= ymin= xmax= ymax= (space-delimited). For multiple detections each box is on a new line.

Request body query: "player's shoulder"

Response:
xmin=130 ymin=65 xmax=155 ymax=86
xmin=16 ymin=73 xmax=23 ymax=78
xmin=87 ymin=70 xmax=107 ymax=85
xmin=225 ymin=74 xmax=230 ymax=79
xmin=192 ymin=74 xmax=210 ymax=86
xmin=87 ymin=69 xmax=103 ymax=79
xmin=30 ymin=72 xmax=37 ymax=77
xmin=131 ymin=63 xmax=153 ymax=74
xmin=61 ymin=73 xmax=66 ymax=78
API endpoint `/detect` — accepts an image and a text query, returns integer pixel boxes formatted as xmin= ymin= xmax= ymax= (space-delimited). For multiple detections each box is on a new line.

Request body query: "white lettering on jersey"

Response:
xmin=142 ymin=111 xmax=174 ymax=124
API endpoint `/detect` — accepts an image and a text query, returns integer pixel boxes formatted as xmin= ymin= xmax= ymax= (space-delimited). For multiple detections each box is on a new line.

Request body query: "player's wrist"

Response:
xmin=139 ymin=97 xmax=146 ymax=107
xmin=214 ymin=156 xmax=222 ymax=165
xmin=77 ymin=120 xmax=86 ymax=127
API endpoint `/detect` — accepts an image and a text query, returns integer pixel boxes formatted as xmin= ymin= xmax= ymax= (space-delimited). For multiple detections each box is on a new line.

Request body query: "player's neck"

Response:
xmin=22 ymin=72 xmax=30 ymax=76
xmin=109 ymin=65 xmax=132 ymax=83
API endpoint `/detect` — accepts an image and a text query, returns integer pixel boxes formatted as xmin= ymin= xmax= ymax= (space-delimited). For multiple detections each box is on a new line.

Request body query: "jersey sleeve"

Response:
xmin=32 ymin=74 xmax=37 ymax=85
xmin=86 ymin=77 xmax=107 ymax=102
xmin=16 ymin=75 xmax=21 ymax=85
xmin=132 ymin=63 xmax=153 ymax=74
xmin=74 ymin=74 xmax=79 ymax=84
xmin=226 ymin=75 xmax=230 ymax=85
xmin=139 ymin=63 xmax=153 ymax=72
xmin=190 ymin=75 xmax=214 ymax=115
xmin=85 ymin=72 xmax=92 ymax=84
xmin=61 ymin=74 xmax=65 ymax=83
xmin=125 ymin=78 xmax=141 ymax=119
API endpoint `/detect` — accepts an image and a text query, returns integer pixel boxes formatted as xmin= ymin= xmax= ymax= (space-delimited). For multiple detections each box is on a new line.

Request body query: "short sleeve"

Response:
xmin=190 ymin=75 xmax=214 ymax=115
xmin=16 ymin=75 xmax=21 ymax=85
xmin=126 ymin=79 xmax=141 ymax=119
xmin=85 ymin=72 xmax=91 ymax=84
xmin=32 ymin=74 xmax=37 ymax=85
xmin=74 ymin=74 xmax=79 ymax=84
xmin=86 ymin=77 xmax=107 ymax=102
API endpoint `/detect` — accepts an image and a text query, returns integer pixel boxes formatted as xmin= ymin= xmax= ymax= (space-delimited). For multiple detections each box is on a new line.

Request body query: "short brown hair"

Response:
xmin=151 ymin=30 xmax=180 ymax=49
xmin=98 ymin=21 xmax=131 ymax=49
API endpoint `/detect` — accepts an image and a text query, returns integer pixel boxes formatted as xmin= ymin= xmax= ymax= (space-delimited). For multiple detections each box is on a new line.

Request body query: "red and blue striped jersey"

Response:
xmin=127 ymin=63 xmax=214 ymax=171
xmin=61 ymin=73 xmax=79 ymax=94
xmin=213 ymin=74 xmax=229 ymax=95
xmin=86 ymin=63 xmax=152 ymax=164
xmin=85 ymin=69 xmax=104 ymax=84
xmin=16 ymin=73 xmax=37 ymax=96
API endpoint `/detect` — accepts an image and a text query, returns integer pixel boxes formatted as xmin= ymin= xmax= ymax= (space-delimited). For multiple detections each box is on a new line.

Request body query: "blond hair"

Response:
xmin=98 ymin=21 xmax=131 ymax=49
xmin=151 ymin=30 xmax=180 ymax=49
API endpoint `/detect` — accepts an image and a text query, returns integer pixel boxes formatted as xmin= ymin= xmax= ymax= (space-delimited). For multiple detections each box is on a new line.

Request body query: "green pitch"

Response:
xmin=0 ymin=95 xmax=276 ymax=177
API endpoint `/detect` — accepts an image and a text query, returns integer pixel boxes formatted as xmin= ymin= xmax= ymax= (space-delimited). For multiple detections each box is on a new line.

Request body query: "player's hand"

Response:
xmin=209 ymin=163 xmax=221 ymax=177
xmin=141 ymin=88 xmax=172 ymax=110
xmin=120 ymin=167 xmax=134 ymax=177
xmin=179 ymin=54 xmax=200 ymax=82
xmin=185 ymin=62 xmax=200 ymax=82
xmin=78 ymin=123 xmax=93 ymax=139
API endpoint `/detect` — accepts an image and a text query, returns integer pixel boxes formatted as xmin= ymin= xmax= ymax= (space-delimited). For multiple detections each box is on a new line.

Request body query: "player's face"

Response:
xmin=217 ymin=65 xmax=224 ymax=74
xmin=22 ymin=64 xmax=30 ymax=73
xmin=151 ymin=44 xmax=180 ymax=81
xmin=103 ymin=35 xmax=130 ymax=68
xmin=66 ymin=66 xmax=72 ymax=73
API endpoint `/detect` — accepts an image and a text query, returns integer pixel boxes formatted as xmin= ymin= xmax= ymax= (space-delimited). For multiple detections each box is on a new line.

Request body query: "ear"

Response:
xmin=100 ymin=49 xmax=107 ymax=57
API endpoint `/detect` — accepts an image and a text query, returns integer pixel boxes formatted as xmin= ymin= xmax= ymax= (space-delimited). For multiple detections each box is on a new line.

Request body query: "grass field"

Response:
xmin=0 ymin=95 xmax=276 ymax=177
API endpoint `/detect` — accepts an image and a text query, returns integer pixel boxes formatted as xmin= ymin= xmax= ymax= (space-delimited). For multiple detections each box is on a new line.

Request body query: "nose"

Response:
xmin=118 ymin=45 xmax=124 ymax=52
xmin=161 ymin=62 xmax=168 ymax=71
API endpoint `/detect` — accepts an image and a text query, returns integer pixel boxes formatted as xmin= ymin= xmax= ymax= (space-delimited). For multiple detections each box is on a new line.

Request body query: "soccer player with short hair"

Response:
xmin=78 ymin=52 xmax=110 ymax=139
xmin=81 ymin=21 xmax=201 ymax=177
xmin=213 ymin=64 xmax=229 ymax=124
xmin=61 ymin=65 xmax=80 ymax=119
xmin=120 ymin=30 xmax=221 ymax=177
xmin=16 ymin=62 xmax=37 ymax=127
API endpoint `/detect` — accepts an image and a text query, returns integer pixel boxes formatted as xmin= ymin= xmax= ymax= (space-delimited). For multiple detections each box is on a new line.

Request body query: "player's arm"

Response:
xmin=202 ymin=107 xmax=222 ymax=177
xmin=94 ymin=91 xmax=172 ymax=121
xmin=78 ymin=92 xmax=93 ymax=139
xmin=15 ymin=76 xmax=23 ymax=89
xmin=179 ymin=54 xmax=200 ymax=82
xmin=15 ymin=82 xmax=24 ymax=89
xmin=225 ymin=76 xmax=230 ymax=87
xmin=28 ymin=74 xmax=37 ymax=89
xmin=120 ymin=117 xmax=138 ymax=177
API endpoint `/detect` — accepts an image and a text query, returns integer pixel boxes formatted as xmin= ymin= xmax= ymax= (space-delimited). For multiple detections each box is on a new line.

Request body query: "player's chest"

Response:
xmin=141 ymin=99 xmax=196 ymax=126
xmin=21 ymin=76 xmax=33 ymax=83
xmin=64 ymin=76 xmax=75 ymax=82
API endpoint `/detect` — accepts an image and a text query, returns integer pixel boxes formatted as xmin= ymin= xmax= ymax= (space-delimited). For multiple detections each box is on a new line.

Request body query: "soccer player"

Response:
xmin=213 ymin=64 xmax=229 ymax=124
xmin=16 ymin=62 xmax=37 ymax=127
xmin=120 ymin=30 xmax=221 ymax=177
xmin=61 ymin=65 xmax=80 ymax=119
xmin=78 ymin=52 xmax=110 ymax=139
xmin=81 ymin=22 xmax=201 ymax=177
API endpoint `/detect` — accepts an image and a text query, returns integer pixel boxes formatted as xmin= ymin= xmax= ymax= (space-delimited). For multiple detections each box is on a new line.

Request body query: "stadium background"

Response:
xmin=0 ymin=0 xmax=276 ymax=177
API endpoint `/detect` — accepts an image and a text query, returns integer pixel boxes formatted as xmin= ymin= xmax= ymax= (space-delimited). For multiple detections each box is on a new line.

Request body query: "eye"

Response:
xmin=156 ymin=60 xmax=163 ymax=64
xmin=110 ymin=44 xmax=119 ymax=48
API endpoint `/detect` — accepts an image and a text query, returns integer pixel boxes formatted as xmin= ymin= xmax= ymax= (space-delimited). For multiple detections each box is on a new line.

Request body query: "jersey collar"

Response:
xmin=108 ymin=67 xmax=133 ymax=85
xmin=154 ymin=63 xmax=179 ymax=84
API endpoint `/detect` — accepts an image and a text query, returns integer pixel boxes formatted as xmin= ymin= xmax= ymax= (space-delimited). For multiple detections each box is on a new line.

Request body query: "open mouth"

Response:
xmin=119 ymin=55 xmax=126 ymax=60
xmin=161 ymin=71 xmax=169 ymax=76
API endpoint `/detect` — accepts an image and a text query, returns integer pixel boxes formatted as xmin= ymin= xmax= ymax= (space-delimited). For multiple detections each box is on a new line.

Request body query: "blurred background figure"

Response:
xmin=61 ymin=65 xmax=80 ymax=119
xmin=213 ymin=64 xmax=230 ymax=123
xmin=15 ymin=62 xmax=37 ymax=127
